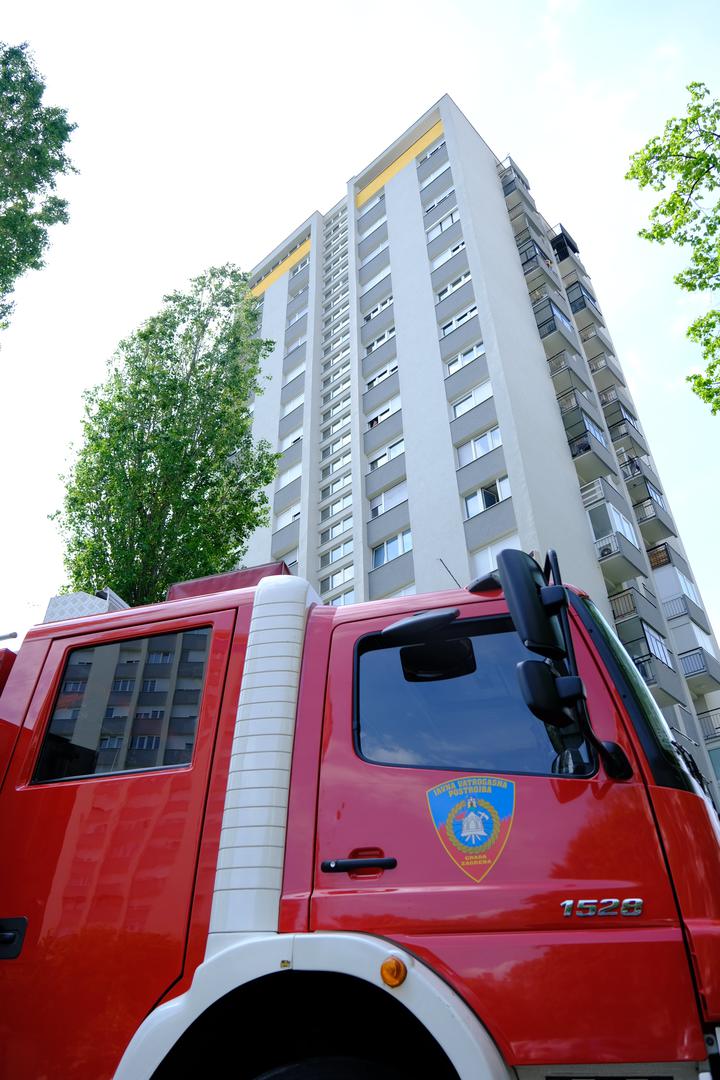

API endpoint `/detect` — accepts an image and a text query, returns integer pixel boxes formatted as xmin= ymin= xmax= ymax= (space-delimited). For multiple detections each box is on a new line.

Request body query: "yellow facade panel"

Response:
xmin=251 ymin=238 xmax=312 ymax=297
xmin=355 ymin=120 xmax=444 ymax=209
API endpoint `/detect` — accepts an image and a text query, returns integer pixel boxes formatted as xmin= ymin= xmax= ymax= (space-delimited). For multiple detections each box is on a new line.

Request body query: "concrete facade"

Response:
xmin=245 ymin=96 xmax=720 ymax=799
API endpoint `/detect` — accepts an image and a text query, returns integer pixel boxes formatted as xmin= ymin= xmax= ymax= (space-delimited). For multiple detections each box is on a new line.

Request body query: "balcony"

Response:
xmin=587 ymin=351 xmax=626 ymax=391
xmin=679 ymin=648 xmax=720 ymax=696
xmin=580 ymin=323 xmax=614 ymax=358
xmin=594 ymin=531 xmax=647 ymax=586
xmin=569 ymin=430 xmax=617 ymax=482
xmin=632 ymin=654 xmax=687 ymax=707
xmin=620 ymin=455 xmax=663 ymax=504
xmin=609 ymin=586 xmax=664 ymax=645
xmin=633 ymin=497 xmax=677 ymax=544
xmin=566 ymin=280 xmax=605 ymax=333
xmin=533 ymin=297 xmax=579 ymax=353
xmin=698 ymin=709 xmax=720 ymax=741
xmin=662 ymin=594 xmax=711 ymax=634
xmin=647 ymin=542 xmax=692 ymax=579
xmin=609 ymin=417 xmax=649 ymax=459
xmin=547 ymin=349 xmax=594 ymax=395
xmin=556 ymin=388 xmax=602 ymax=440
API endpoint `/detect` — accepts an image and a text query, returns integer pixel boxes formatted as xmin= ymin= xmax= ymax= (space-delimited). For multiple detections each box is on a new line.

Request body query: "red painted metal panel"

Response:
xmin=0 ymin=607 xmax=236 ymax=1080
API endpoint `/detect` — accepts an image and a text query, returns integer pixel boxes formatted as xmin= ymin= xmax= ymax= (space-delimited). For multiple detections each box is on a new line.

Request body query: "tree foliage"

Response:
xmin=627 ymin=82 xmax=720 ymax=413
xmin=0 ymin=41 xmax=76 ymax=328
xmin=55 ymin=265 xmax=279 ymax=606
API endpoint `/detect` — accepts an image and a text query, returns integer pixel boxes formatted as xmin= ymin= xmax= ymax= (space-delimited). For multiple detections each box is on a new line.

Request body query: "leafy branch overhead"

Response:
xmin=626 ymin=81 xmax=720 ymax=414
xmin=54 ymin=265 xmax=279 ymax=606
xmin=0 ymin=41 xmax=76 ymax=328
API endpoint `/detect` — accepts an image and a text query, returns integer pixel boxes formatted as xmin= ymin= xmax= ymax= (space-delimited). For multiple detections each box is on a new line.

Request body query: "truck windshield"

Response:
xmin=356 ymin=617 xmax=593 ymax=776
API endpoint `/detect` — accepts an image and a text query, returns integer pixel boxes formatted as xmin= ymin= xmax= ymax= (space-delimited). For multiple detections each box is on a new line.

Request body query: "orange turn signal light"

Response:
xmin=380 ymin=956 xmax=407 ymax=987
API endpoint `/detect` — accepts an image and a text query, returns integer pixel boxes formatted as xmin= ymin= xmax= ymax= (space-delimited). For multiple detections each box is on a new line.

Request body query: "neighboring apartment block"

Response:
xmin=244 ymin=95 xmax=720 ymax=796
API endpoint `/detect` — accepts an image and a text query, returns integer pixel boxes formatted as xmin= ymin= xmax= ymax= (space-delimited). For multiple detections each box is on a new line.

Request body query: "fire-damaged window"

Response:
xmin=355 ymin=618 xmax=592 ymax=776
xmin=33 ymin=628 xmax=210 ymax=783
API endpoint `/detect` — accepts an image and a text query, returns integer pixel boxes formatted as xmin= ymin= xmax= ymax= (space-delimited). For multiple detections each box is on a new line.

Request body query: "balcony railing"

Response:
xmin=599 ymin=386 xmax=619 ymax=407
xmin=580 ymin=479 xmax=604 ymax=508
xmin=610 ymin=587 xmax=657 ymax=621
xmin=594 ymin=533 xmax=620 ymax=559
xmin=698 ymin=709 xmax=720 ymax=740
xmin=648 ymin=542 xmax=671 ymax=569
xmin=635 ymin=498 xmax=662 ymax=523
xmin=680 ymin=649 xmax=709 ymax=677
xmin=569 ymin=432 xmax=599 ymax=459
xmin=633 ymin=654 xmax=656 ymax=684
xmin=609 ymin=418 xmax=642 ymax=443
xmin=567 ymin=281 xmax=602 ymax=318
xmin=557 ymin=389 xmax=590 ymax=414
xmin=663 ymin=595 xmax=688 ymax=619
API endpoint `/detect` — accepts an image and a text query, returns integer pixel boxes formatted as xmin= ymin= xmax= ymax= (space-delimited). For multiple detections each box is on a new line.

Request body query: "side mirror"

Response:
xmin=496 ymin=549 xmax=566 ymax=661
xmin=517 ymin=660 xmax=585 ymax=727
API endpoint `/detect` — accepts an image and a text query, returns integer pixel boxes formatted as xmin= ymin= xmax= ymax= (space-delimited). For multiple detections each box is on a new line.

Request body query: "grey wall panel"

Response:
xmin=363 ymin=408 xmax=404 ymax=457
xmin=278 ymin=403 xmax=304 ymax=440
xmin=431 ymin=249 xmax=470 ymax=291
xmin=438 ymin=315 xmax=483 ymax=361
xmin=423 ymin=194 xmax=459 ymax=232
xmin=282 ymin=341 xmax=306 ymax=377
xmin=417 ymin=143 xmax=448 ymax=186
xmin=279 ymin=437 xmax=303 ymax=471
xmin=426 ymin=220 xmax=463 ymax=262
xmin=435 ymin=281 xmax=475 ymax=326
xmin=358 ymin=222 xmax=388 ymax=264
xmin=364 ymin=452 xmax=407 ymax=500
xmin=449 ymin=397 xmax=497 ymax=445
xmin=360 ymin=303 xmax=395 ymax=347
xmin=358 ymin=248 xmax=391 ymax=288
xmin=362 ymin=369 xmax=401 ymax=417
xmin=273 ymin=476 xmax=302 ymax=515
xmin=463 ymin=497 xmax=517 ymax=553
xmin=420 ymin=165 xmax=454 ymax=207
xmin=358 ymin=272 xmax=393 ymax=315
xmin=368 ymin=550 xmax=415 ymax=600
xmin=444 ymin=355 xmax=491 ymax=403
xmin=356 ymin=197 xmax=387 ymax=239
xmin=280 ymin=371 xmax=306 ymax=407
xmin=271 ymin=518 xmax=300 ymax=559
xmin=284 ymin=312 xmax=308 ymax=350
xmin=456 ymin=446 xmax=508 ymax=497
xmin=366 ymin=501 xmax=411 ymax=548
xmin=361 ymin=336 xmax=397 ymax=378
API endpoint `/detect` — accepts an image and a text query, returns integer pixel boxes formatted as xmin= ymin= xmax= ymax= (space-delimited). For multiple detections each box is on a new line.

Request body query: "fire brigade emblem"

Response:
xmin=426 ymin=776 xmax=515 ymax=882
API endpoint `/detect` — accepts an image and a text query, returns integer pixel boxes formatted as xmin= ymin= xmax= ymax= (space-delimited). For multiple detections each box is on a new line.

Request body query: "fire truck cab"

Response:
xmin=0 ymin=551 xmax=719 ymax=1079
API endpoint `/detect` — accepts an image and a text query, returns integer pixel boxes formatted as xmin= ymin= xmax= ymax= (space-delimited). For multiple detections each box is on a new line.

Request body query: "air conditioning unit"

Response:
xmin=599 ymin=546 xmax=613 ymax=559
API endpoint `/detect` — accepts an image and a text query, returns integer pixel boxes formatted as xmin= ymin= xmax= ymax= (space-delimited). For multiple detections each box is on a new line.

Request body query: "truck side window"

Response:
xmin=356 ymin=618 xmax=592 ymax=775
xmin=33 ymin=628 xmax=210 ymax=783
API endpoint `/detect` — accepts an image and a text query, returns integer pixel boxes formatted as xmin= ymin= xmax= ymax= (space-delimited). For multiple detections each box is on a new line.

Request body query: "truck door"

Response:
xmin=310 ymin=601 xmax=705 ymax=1067
xmin=0 ymin=608 xmax=235 ymax=1080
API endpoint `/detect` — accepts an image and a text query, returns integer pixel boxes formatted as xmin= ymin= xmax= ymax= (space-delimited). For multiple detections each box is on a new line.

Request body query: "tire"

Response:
xmin=254 ymin=1058 xmax=397 ymax=1080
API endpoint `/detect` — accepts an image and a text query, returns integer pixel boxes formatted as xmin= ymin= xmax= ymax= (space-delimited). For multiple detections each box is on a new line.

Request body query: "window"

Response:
xmin=322 ymin=377 xmax=351 ymax=406
xmin=607 ymin=504 xmax=639 ymax=548
xmin=465 ymin=477 xmax=511 ymax=519
xmin=366 ymin=325 xmax=396 ymax=355
xmin=432 ymin=239 xmax=466 ymax=272
xmin=441 ymin=304 xmax=478 ymax=338
xmin=426 ymin=207 xmax=460 ymax=242
xmin=147 ymin=651 xmax=172 ymax=664
xmin=363 ymin=294 xmax=393 ymax=323
xmin=446 ymin=340 xmax=485 ymax=376
xmin=369 ymin=479 xmax=408 ymax=519
xmin=582 ymin=412 xmax=607 ymax=446
xmin=359 ymin=240 xmax=389 ymax=270
xmin=63 ymin=680 xmax=86 ymax=694
xmin=322 ymin=411 xmax=351 ymax=441
xmin=360 ymin=267 xmax=391 ymax=298
xmin=646 ymin=480 xmax=667 ymax=511
xmin=322 ymin=394 xmax=351 ymax=423
xmin=283 ymin=547 xmax=299 ymax=573
xmin=437 ymin=270 xmax=471 ymax=303
xmin=322 ymin=431 xmax=351 ymax=460
xmin=282 ymin=360 xmax=305 ymax=386
xmin=322 ymin=360 xmax=350 ymax=389
xmin=470 ymin=534 xmax=521 ymax=579
xmin=369 ymin=438 xmax=404 ymax=471
xmin=284 ymin=336 xmax=307 ymax=358
xmin=320 ymin=514 xmax=353 ymax=545
xmin=320 ymin=564 xmax=354 ymax=594
xmin=457 ymin=426 xmax=502 ymax=467
xmin=275 ymin=502 xmax=300 ymax=530
xmin=643 ymin=622 xmax=674 ymax=669
xmin=286 ymin=307 xmax=308 ymax=329
xmin=366 ymin=363 xmax=398 ymax=392
xmin=321 ymin=472 xmax=352 ymax=501
xmin=452 ymin=381 xmax=492 ymax=418
xmin=321 ymin=450 xmax=351 ymax=479
xmin=277 ymin=460 xmax=302 ymax=490
xmin=372 ymin=530 xmax=413 ymax=569
xmin=330 ymin=588 xmax=355 ymax=607
xmin=384 ymin=583 xmax=417 ymax=598
xmin=320 ymin=492 xmax=353 ymax=522
xmin=33 ymin=629 xmax=210 ymax=782
xmin=367 ymin=394 xmax=401 ymax=429
xmin=281 ymin=392 xmax=304 ymax=419
xmin=320 ymin=538 xmax=354 ymax=568
xmin=356 ymin=617 xmax=592 ymax=775
xmin=424 ymin=186 xmax=455 ymax=216
xmin=417 ymin=137 xmax=446 ymax=164
xmin=677 ymin=570 xmax=701 ymax=606
xmin=279 ymin=427 xmax=303 ymax=452
xmin=290 ymin=255 xmax=309 ymax=277
xmin=358 ymin=190 xmax=384 ymax=214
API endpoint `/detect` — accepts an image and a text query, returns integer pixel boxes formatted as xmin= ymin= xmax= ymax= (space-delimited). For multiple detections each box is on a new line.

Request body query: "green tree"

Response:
xmin=626 ymin=82 xmax=720 ymax=414
xmin=55 ymin=265 xmax=279 ymax=606
xmin=0 ymin=42 xmax=76 ymax=328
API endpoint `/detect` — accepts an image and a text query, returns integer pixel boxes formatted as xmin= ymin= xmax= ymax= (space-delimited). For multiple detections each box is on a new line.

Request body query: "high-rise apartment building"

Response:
xmin=244 ymin=95 xmax=720 ymax=797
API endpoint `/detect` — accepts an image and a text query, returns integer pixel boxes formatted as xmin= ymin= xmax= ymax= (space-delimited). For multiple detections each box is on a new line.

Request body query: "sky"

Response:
xmin=1 ymin=0 xmax=719 ymax=646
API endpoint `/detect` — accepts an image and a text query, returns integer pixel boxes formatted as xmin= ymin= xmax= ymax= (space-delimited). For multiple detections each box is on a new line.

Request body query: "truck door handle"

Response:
xmin=321 ymin=857 xmax=397 ymax=873
xmin=0 ymin=918 xmax=27 ymax=960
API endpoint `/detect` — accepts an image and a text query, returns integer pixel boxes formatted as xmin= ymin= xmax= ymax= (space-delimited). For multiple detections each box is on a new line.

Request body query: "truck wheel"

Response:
xmin=254 ymin=1058 xmax=396 ymax=1079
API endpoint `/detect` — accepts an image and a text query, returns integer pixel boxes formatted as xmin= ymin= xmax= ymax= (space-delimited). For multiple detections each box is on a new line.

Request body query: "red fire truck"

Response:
xmin=0 ymin=550 xmax=719 ymax=1080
